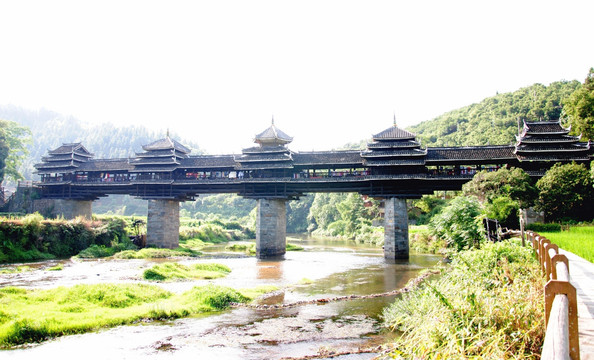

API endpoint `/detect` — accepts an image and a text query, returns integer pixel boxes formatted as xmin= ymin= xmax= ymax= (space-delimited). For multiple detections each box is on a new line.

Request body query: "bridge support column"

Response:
xmin=147 ymin=199 xmax=180 ymax=249
xmin=256 ymin=198 xmax=287 ymax=258
xmin=384 ymin=197 xmax=409 ymax=260
xmin=53 ymin=199 xmax=92 ymax=219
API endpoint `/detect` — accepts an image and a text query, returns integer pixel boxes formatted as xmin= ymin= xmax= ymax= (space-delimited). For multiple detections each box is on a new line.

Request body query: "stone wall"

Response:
xmin=383 ymin=197 xmax=409 ymax=260
xmin=146 ymin=199 xmax=180 ymax=249
xmin=256 ymin=198 xmax=287 ymax=258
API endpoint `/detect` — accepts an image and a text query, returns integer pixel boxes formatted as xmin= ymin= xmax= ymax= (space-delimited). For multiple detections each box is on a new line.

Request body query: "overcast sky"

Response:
xmin=1 ymin=0 xmax=593 ymax=154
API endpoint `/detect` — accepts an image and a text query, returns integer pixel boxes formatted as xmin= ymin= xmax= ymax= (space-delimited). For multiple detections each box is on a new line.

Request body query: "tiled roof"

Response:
xmin=364 ymin=159 xmax=426 ymax=166
xmin=236 ymin=162 xmax=294 ymax=170
xmin=372 ymin=125 xmax=416 ymax=140
xmin=47 ymin=143 xmax=93 ymax=157
xmin=254 ymin=123 xmax=293 ymax=144
xmin=235 ymin=153 xmax=293 ymax=163
xmin=426 ymin=146 xmax=516 ymax=162
xmin=242 ymin=145 xmax=290 ymax=154
xmin=131 ymin=157 xmax=181 ymax=166
xmin=142 ymin=137 xmax=191 ymax=154
xmin=361 ymin=149 xmax=427 ymax=158
xmin=522 ymin=120 xmax=569 ymax=135
xmin=367 ymin=140 xmax=421 ymax=149
xmin=78 ymin=159 xmax=132 ymax=172
xmin=516 ymin=154 xmax=591 ymax=162
xmin=180 ymin=155 xmax=236 ymax=169
xmin=516 ymin=143 xmax=590 ymax=153
xmin=293 ymin=151 xmax=364 ymax=166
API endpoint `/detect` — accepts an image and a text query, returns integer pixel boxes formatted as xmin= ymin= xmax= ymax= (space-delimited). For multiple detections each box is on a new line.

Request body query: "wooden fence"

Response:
xmin=526 ymin=231 xmax=580 ymax=360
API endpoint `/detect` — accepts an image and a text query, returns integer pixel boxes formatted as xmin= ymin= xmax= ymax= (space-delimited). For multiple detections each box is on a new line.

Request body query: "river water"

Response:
xmin=1 ymin=236 xmax=441 ymax=360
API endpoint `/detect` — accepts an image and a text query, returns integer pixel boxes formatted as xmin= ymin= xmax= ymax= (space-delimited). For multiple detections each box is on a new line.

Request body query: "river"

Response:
xmin=1 ymin=236 xmax=441 ymax=360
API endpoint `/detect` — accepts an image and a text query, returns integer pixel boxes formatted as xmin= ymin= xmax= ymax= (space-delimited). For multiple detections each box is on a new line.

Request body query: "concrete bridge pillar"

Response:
xmin=53 ymin=199 xmax=93 ymax=219
xmin=147 ymin=199 xmax=180 ymax=249
xmin=384 ymin=197 xmax=409 ymax=260
xmin=256 ymin=198 xmax=287 ymax=258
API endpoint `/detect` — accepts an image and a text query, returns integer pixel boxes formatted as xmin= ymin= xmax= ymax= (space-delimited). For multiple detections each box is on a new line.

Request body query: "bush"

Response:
xmin=429 ymin=196 xmax=483 ymax=252
xmin=0 ymin=216 xmax=128 ymax=263
xmin=526 ymin=222 xmax=561 ymax=232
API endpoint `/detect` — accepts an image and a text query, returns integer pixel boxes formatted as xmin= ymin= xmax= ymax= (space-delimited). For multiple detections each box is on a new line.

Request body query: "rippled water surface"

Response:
xmin=1 ymin=236 xmax=441 ymax=360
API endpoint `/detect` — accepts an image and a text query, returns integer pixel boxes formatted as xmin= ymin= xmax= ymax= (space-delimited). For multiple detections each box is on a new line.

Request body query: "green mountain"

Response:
xmin=0 ymin=105 xmax=203 ymax=181
xmin=408 ymin=80 xmax=581 ymax=147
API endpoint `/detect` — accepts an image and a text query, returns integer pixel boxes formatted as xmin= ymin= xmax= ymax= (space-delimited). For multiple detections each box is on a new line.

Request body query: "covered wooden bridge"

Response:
xmin=34 ymin=120 xmax=592 ymax=260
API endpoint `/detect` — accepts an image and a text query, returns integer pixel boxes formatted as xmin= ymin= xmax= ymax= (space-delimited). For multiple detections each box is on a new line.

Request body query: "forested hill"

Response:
xmin=0 ymin=105 xmax=203 ymax=180
xmin=408 ymin=80 xmax=581 ymax=147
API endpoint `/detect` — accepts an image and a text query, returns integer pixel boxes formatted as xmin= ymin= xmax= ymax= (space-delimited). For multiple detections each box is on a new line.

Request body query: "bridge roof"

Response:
xmin=142 ymin=137 xmax=191 ymax=154
xmin=254 ymin=122 xmax=293 ymax=145
xmin=293 ymin=151 xmax=363 ymax=167
xmin=426 ymin=146 xmax=516 ymax=164
xmin=372 ymin=125 xmax=416 ymax=141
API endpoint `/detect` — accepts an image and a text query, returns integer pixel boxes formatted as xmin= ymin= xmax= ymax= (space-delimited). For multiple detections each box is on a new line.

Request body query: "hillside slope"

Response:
xmin=408 ymin=80 xmax=581 ymax=147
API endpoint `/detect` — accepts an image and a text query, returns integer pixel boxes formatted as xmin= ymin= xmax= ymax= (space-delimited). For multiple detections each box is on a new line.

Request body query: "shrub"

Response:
xmin=526 ymin=222 xmax=561 ymax=232
xmin=429 ymin=196 xmax=483 ymax=251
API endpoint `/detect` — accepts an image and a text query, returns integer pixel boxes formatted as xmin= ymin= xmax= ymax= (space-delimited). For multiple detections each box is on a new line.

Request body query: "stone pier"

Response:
xmin=384 ymin=197 xmax=409 ymax=260
xmin=53 ymin=199 xmax=93 ymax=219
xmin=256 ymin=198 xmax=287 ymax=258
xmin=147 ymin=199 xmax=180 ymax=248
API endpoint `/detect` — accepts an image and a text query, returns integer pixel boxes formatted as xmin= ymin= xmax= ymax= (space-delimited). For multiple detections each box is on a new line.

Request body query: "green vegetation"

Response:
xmin=308 ymin=193 xmax=383 ymax=245
xmin=408 ymin=80 xmax=581 ymax=147
xmin=535 ymin=162 xmax=594 ymax=222
xmin=114 ymin=247 xmax=201 ymax=259
xmin=143 ymin=262 xmax=231 ymax=281
xmin=0 ymin=282 xmax=273 ymax=348
xmin=46 ymin=263 xmax=63 ymax=271
xmin=0 ymin=119 xmax=31 ymax=183
xmin=564 ymin=68 xmax=594 ymax=141
xmin=540 ymin=226 xmax=594 ymax=263
xmin=409 ymin=225 xmax=447 ymax=254
xmin=0 ymin=265 xmax=32 ymax=274
xmin=429 ymin=196 xmax=483 ymax=252
xmin=0 ymin=214 xmax=128 ymax=263
xmin=382 ymin=241 xmax=544 ymax=359
xmin=225 ymin=242 xmax=304 ymax=255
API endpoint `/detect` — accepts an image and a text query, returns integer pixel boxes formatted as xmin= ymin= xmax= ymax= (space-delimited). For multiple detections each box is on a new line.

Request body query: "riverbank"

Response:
xmin=381 ymin=240 xmax=544 ymax=359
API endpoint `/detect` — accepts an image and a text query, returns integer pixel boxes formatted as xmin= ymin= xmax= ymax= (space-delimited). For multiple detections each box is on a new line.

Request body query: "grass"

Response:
xmin=382 ymin=241 xmax=544 ymax=359
xmin=0 ymin=282 xmax=274 ymax=348
xmin=114 ymin=247 xmax=202 ymax=259
xmin=143 ymin=262 xmax=231 ymax=281
xmin=539 ymin=225 xmax=594 ymax=263
xmin=0 ymin=266 xmax=32 ymax=274
xmin=46 ymin=264 xmax=63 ymax=271
xmin=225 ymin=242 xmax=304 ymax=255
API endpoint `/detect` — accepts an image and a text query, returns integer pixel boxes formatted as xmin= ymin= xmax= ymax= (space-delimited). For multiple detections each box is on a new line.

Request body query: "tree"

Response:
xmin=536 ymin=162 xmax=594 ymax=221
xmin=429 ymin=196 xmax=483 ymax=252
xmin=0 ymin=120 xmax=31 ymax=183
xmin=564 ymin=68 xmax=594 ymax=140
xmin=462 ymin=167 xmax=537 ymax=209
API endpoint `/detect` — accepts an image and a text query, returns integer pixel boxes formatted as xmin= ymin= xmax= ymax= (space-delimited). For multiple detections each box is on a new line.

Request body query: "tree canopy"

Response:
xmin=563 ymin=68 xmax=594 ymax=140
xmin=408 ymin=81 xmax=581 ymax=147
xmin=462 ymin=167 xmax=537 ymax=209
xmin=0 ymin=120 xmax=31 ymax=183
xmin=535 ymin=162 xmax=594 ymax=222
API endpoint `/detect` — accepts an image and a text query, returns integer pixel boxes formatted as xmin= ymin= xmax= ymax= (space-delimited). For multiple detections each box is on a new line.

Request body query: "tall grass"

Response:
xmin=539 ymin=225 xmax=594 ymax=263
xmin=0 ymin=283 xmax=270 ymax=348
xmin=382 ymin=241 xmax=544 ymax=359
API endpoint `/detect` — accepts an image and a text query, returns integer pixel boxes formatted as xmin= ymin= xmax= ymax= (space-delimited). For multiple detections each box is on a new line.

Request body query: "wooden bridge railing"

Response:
xmin=526 ymin=231 xmax=580 ymax=360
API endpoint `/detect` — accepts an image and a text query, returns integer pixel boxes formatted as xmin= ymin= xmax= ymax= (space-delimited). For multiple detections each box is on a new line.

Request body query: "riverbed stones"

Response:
xmin=384 ymin=197 xmax=409 ymax=260
xmin=256 ymin=198 xmax=287 ymax=258
xmin=146 ymin=199 xmax=180 ymax=249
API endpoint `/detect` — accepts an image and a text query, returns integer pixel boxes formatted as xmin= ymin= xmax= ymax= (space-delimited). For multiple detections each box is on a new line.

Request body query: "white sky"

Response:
xmin=1 ymin=0 xmax=593 ymax=154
